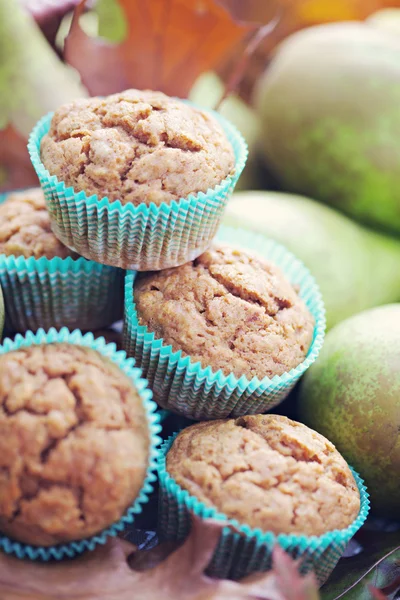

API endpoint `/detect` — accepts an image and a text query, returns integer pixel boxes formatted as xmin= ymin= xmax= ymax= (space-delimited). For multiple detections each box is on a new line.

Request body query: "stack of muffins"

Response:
xmin=0 ymin=89 xmax=368 ymax=585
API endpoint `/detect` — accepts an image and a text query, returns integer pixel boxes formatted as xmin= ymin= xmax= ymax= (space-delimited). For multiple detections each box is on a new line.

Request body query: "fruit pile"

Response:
xmin=0 ymin=1 xmax=399 ymax=597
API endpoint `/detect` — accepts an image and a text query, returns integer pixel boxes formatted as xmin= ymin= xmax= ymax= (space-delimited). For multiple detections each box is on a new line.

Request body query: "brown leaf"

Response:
xmin=0 ymin=126 xmax=38 ymax=192
xmin=0 ymin=517 xmax=320 ymax=600
xmin=216 ymin=0 xmax=288 ymax=25
xmin=270 ymin=546 xmax=319 ymax=600
xmin=64 ymin=0 xmax=279 ymax=98
xmin=0 ymin=538 xmax=135 ymax=600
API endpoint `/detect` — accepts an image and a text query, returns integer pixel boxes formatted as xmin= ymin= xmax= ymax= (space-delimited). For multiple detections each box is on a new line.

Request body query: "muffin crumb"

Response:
xmin=0 ymin=343 xmax=149 ymax=546
xmin=166 ymin=415 xmax=360 ymax=536
xmin=0 ymin=188 xmax=77 ymax=259
xmin=135 ymin=244 xmax=314 ymax=380
xmin=40 ymin=89 xmax=235 ymax=206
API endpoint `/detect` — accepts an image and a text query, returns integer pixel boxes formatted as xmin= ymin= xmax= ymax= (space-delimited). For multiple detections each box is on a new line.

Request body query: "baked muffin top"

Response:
xmin=0 ymin=188 xmax=76 ymax=259
xmin=40 ymin=89 xmax=235 ymax=206
xmin=166 ymin=414 xmax=360 ymax=536
xmin=0 ymin=343 xmax=149 ymax=546
xmin=135 ymin=244 xmax=314 ymax=380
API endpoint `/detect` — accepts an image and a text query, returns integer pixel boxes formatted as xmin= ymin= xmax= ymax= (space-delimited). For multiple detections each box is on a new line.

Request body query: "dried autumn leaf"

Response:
xmin=270 ymin=546 xmax=319 ymax=600
xmin=0 ymin=517 xmax=320 ymax=600
xmin=216 ymin=0 xmax=290 ymax=25
xmin=64 ymin=0 xmax=280 ymax=99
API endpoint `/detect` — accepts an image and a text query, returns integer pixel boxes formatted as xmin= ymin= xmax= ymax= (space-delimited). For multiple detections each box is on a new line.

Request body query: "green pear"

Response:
xmin=254 ymin=22 xmax=400 ymax=234
xmin=298 ymin=305 xmax=400 ymax=516
xmin=223 ymin=191 xmax=400 ymax=329
xmin=189 ymin=72 xmax=266 ymax=191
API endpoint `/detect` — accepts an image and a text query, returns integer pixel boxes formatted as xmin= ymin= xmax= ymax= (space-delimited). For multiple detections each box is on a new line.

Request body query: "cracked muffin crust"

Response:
xmin=0 ymin=343 xmax=149 ymax=546
xmin=0 ymin=188 xmax=77 ymax=260
xmin=166 ymin=415 xmax=360 ymax=535
xmin=134 ymin=244 xmax=314 ymax=380
xmin=40 ymin=89 xmax=235 ymax=206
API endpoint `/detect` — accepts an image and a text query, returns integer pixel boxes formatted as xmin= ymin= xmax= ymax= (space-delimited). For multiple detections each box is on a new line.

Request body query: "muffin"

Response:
xmin=29 ymin=90 xmax=247 ymax=270
xmin=124 ymin=227 xmax=325 ymax=420
xmin=0 ymin=343 xmax=149 ymax=547
xmin=40 ymin=90 xmax=235 ymax=206
xmin=158 ymin=415 xmax=368 ymax=583
xmin=0 ymin=188 xmax=124 ymax=333
xmin=0 ymin=188 xmax=76 ymax=259
xmin=134 ymin=244 xmax=314 ymax=381
xmin=166 ymin=415 xmax=360 ymax=536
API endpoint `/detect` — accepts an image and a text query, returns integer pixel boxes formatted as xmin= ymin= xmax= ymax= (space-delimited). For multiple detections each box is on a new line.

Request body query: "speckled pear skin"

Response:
xmin=255 ymin=22 xmax=400 ymax=235
xmin=298 ymin=304 xmax=400 ymax=517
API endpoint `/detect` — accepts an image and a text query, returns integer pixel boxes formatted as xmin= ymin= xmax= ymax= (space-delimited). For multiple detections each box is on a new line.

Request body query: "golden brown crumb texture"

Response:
xmin=0 ymin=188 xmax=77 ymax=259
xmin=135 ymin=244 xmax=314 ymax=380
xmin=40 ymin=89 xmax=235 ymax=206
xmin=0 ymin=343 xmax=149 ymax=546
xmin=166 ymin=414 xmax=360 ymax=536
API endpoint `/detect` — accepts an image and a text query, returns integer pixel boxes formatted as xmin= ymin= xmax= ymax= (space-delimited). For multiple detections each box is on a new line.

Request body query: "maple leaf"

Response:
xmin=0 ymin=516 xmax=320 ymax=600
xmin=64 ymin=0 xmax=281 ymax=99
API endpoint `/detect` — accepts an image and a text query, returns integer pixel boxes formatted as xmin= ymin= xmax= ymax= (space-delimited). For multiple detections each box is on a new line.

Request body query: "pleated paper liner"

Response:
xmin=0 ymin=328 xmax=162 ymax=561
xmin=0 ymin=192 xmax=124 ymax=334
xmin=28 ymin=105 xmax=248 ymax=271
xmin=157 ymin=434 xmax=370 ymax=586
xmin=123 ymin=226 xmax=326 ymax=420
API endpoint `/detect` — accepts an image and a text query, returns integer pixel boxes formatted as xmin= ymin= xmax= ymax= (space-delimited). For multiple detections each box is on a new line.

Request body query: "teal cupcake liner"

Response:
xmin=157 ymin=409 xmax=171 ymax=423
xmin=0 ymin=327 xmax=162 ymax=561
xmin=157 ymin=434 xmax=370 ymax=586
xmin=0 ymin=193 xmax=124 ymax=334
xmin=28 ymin=105 xmax=248 ymax=271
xmin=123 ymin=226 xmax=326 ymax=420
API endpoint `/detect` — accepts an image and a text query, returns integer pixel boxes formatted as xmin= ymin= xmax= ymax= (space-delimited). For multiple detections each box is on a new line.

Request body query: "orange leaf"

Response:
xmin=0 ymin=517 xmax=320 ymax=600
xmin=64 ymin=0 xmax=279 ymax=98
